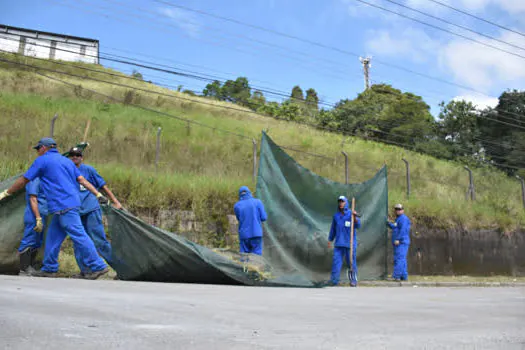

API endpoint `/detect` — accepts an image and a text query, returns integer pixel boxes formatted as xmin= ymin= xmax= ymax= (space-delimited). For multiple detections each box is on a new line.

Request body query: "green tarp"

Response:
xmin=0 ymin=132 xmax=388 ymax=286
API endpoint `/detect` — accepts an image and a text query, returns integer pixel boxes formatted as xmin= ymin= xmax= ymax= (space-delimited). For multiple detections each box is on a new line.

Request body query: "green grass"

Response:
xmin=1 ymin=52 xmax=524 ymax=232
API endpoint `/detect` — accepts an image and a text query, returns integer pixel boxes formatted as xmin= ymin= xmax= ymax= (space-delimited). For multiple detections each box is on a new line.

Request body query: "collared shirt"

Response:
xmin=77 ymin=164 xmax=106 ymax=215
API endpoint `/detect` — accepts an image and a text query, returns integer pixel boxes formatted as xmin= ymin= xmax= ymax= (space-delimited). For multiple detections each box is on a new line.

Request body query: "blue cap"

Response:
xmin=33 ymin=137 xmax=57 ymax=149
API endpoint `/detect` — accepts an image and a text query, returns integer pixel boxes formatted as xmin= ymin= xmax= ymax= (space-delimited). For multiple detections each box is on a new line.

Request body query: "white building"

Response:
xmin=0 ymin=24 xmax=99 ymax=64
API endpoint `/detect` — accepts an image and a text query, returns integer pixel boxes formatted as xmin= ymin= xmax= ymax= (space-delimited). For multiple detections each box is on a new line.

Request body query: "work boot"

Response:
xmin=30 ymin=248 xmax=39 ymax=269
xmin=18 ymin=248 xmax=35 ymax=276
xmin=70 ymin=272 xmax=85 ymax=279
xmin=32 ymin=270 xmax=58 ymax=278
xmin=83 ymin=267 xmax=109 ymax=280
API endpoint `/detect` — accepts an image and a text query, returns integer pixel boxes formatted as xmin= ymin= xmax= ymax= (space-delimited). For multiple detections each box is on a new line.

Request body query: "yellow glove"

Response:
xmin=34 ymin=217 xmax=43 ymax=233
xmin=0 ymin=190 xmax=10 ymax=201
xmin=96 ymin=192 xmax=109 ymax=205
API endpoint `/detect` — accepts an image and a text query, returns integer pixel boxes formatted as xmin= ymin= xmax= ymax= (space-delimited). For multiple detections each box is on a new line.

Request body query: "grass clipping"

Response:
xmin=212 ymin=248 xmax=274 ymax=281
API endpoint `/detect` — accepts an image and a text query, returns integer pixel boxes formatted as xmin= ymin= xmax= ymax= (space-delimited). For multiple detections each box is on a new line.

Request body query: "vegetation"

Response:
xmin=0 ymin=52 xmax=524 ymax=235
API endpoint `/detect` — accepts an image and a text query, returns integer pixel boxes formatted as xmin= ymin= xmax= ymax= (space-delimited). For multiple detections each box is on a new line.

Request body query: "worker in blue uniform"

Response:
xmin=0 ymin=138 xmax=109 ymax=279
xmin=234 ymin=186 xmax=267 ymax=256
xmin=328 ymin=196 xmax=361 ymax=286
xmin=67 ymin=147 xmax=122 ymax=277
xmin=18 ymin=178 xmax=48 ymax=276
xmin=387 ymin=203 xmax=411 ymax=281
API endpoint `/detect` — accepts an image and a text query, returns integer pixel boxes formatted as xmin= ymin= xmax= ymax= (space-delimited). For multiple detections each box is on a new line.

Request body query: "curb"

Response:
xmin=359 ymin=281 xmax=525 ymax=287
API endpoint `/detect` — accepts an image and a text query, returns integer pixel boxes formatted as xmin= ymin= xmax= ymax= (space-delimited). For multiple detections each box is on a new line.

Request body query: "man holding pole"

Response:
xmin=328 ymin=195 xmax=361 ymax=287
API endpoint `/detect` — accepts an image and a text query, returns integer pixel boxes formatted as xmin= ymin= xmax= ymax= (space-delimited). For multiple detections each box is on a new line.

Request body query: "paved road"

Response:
xmin=0 ymin=276 xmax=524 ymax=350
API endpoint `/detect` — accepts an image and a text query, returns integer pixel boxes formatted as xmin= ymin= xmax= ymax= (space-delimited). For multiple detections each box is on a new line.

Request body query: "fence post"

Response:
xmin=517 ymin=176 xmax=525 ymax=209
xmin=341 ymin=151 xmax=349 ymax=184
xmin=186 ymin=121 xmax=191 ymax=136
xmin=155 ymin=127 xmax=162 ymax=173
xmin=252 ymin=138 xmax=257 ymax=183
xmin=49 ymin=114 xmax=58 ymax=137
xmin=402 ymin=158 xmax=410 ymax=199
xmin=464 ymin=166 xmax=475 ymax=201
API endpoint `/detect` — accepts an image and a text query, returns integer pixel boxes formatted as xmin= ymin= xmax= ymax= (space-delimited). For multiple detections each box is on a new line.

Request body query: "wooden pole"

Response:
xmin=349 ymin=197 xmax=356 ymax=273
xmin=82 ymin=119 xmax=91 ymax=143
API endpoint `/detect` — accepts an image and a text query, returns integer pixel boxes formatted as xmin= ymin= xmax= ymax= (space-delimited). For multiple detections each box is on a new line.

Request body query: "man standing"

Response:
xmin=328 ymin=196 xmax=361 ymax=286
xmin=67 ymin=146 xmax=121 ymax=276
xmin=387 ymin=203 xmax=411 ymax=281
xmin=0 ymin=138 xmax=109 ymax=279
xmin=234 ymin=186 xmax=267 ymax=256
xmin=18 ymin=177 xmax=48 ymax=276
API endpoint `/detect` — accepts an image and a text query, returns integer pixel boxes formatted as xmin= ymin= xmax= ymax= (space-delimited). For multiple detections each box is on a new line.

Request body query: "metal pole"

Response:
xmin=252 ymin=138 xmax=257 ymax=183
xmin=464 ymin=166 xmax=475 ymax=201
xmin=402 ymin=158 xmax=410 ymax=199
xmin=517 ymin=176 xmax=525 ymax=209
xmin=155 ymin=127 xmax=161 ymax=173
xmin=342 ymin=151 xmax=349 ymax=184
xmin=49 ymin=114 xmax=58 ymax=137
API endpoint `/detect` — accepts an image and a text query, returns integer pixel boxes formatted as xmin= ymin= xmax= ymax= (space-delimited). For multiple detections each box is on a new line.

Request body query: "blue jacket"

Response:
xmin=328 ymin=196 xmax=361 ymax=248
xmin=77 ymin=164 xmax=107 ymax=215
xmin=234 ymin=186 xmax=267 ymax=240
xmin=24 ymin=178 xmax=48 ymax=222
xmin=388 ymin=214 xmax=411 ymax=245
xmin=24 ymin=148 xmax=81 ymax=214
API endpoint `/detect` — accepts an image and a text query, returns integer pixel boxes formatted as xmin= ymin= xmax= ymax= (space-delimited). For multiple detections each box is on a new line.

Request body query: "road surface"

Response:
xmin=0 ymin=275 xmax=524 ymax=349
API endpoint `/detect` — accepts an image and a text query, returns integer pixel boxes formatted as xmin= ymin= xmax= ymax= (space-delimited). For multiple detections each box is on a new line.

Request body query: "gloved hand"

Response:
xmin=0 ymin=190 xmax=10 ymax=201
xmin=394 ymin=240 xmax=400 ymax=246
xmin=34 ymin=217 xmax=43 ymax=233
xmin=96 ymin=193 xmax=109 ymax=205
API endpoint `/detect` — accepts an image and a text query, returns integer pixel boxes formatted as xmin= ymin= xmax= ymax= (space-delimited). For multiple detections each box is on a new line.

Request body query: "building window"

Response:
xmin=18 ymin=36 xmax=26 ymax=55
xmin=50 ymin=41 xmax=57 ymax=59
xmin=80 ymin=45 xmax=86 ymax=56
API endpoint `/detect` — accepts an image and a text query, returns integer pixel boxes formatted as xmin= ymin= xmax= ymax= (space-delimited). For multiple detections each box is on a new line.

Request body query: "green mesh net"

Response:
xmin=0 ymin=133 xmax=388 ymax=286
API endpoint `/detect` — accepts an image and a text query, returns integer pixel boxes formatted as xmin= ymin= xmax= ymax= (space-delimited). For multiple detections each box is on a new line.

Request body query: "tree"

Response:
xmin=250 ymin=90 xmax=266 ymax=110
xmin=291 ymin=85 xmax=304 ymax=102
xmin=221 ymin=77 xmax=251 ymax=107
xmin=436 ymin=100 xmax=482 ymax=160
xmin=203 ymin=80 xmax=223 ymax=99
xmin=478 ymin=90 xmax=525 ymax=172
xmin=305 ymin=88 xmax=319 ymax=110
xmin=131 ymin=70 xmax=143 ymax=80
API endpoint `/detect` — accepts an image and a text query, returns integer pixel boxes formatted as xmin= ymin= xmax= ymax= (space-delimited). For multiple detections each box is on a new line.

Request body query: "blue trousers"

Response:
xmin=18 ymin=215 xmax=47 ymax=252
xmin=43 ymin=208 xmax=107 ymax=273
xmin=393 ymin=243 xmax=409 ymax=280
xmin=331 ymin=246 xmax=357 ymax=285
xmin=240 ymin=237 xmax=263 ymax=255
xmin=74 ymin=209 xmax=113 ymax=273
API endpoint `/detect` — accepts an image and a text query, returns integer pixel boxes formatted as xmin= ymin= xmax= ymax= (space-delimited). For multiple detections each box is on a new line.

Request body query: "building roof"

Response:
xmin=0 ymin=24 xmax=99 ymax=44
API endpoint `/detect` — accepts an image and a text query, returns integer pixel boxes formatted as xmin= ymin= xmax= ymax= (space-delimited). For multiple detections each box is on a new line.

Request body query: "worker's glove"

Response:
xmin=34 ymin=217 xmax=43 ymax=233
xmin=96 ymin=193 xmax=109 ymax=205
xmin=394 ymin=240 xmax=400 ymax=246
xmin=0 ymin=190 xmax=10 ymax=201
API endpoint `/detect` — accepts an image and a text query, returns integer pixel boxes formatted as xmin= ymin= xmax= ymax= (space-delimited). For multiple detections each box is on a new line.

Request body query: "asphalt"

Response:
xmin=0 ymin=275 xmax=524 ymax=350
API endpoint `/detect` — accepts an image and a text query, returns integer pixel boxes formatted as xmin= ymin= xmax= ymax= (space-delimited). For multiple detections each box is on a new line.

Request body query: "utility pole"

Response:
xmin=359 ymin=56 xmax=371 ymax=90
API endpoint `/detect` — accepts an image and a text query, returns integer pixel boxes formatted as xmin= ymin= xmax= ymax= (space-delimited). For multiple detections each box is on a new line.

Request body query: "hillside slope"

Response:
xmin=0 ymin=52 xmax=523 ymax=233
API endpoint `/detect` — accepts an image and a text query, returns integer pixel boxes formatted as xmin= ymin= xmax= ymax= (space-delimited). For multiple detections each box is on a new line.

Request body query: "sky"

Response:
xmin=2 ymin=0 xmax=525 ymax=116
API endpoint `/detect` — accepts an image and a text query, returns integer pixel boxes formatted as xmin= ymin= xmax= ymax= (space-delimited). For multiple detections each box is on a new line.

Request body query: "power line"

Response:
xmin=354 ymin=0 xmax=525 ymax=61
xmin=150 ymin=0 xmax=512 ymax=97
xmin=383 ymin=0 xmax=525 ymax=52
xmin=2 ymin=54 xmax=523 ymax=171
xmin=425 ymin=0 xmax=525 ymax=39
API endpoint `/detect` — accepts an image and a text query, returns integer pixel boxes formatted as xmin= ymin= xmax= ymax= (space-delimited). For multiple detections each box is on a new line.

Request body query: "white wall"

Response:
xmin=0 ymin=30 xmax=98 ymax=64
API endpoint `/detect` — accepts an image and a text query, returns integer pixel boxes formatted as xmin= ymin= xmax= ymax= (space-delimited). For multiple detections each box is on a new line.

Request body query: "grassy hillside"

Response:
xmin=1 ymin=52 xmax=524 ymax=233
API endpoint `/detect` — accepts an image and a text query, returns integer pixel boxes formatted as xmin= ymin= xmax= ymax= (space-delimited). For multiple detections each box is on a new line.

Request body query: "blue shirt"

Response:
xmin=24 ymin=178 xmax=48 ymax=221
xmin=388 ymin=214 xmax=411 ymax=245
xmin=328 ymin=210 xmax=361 ymax=248
xmin=77 ymin=164 xmax=106 ymax=215
xmin=234 ymin=186 xmax=268 ymax=240
xmin=24 ymin=149 xmax=81 ymax=214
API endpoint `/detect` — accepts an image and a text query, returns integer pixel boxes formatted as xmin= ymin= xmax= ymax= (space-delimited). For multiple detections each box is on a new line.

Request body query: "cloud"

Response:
xmin=439 ymin=31 xmax=525 ymax=92
xmin=453 ymin=94 xmax=498 ymax=109
xmin=365 ymin=27 xmax=440 ymax=63
xmin=158 ymin=7 xmax=201 ymax=37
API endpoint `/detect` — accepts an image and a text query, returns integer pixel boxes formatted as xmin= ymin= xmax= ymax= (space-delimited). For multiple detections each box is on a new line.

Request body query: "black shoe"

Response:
xmin=70 ymin=272 xmax=85 ymax=279
xmin=83 ymin=267 xmax=109 ymax=280
xmin=18 ymin=266 xmax=37 ymax=277
xmin=32 ymin=270 xmax=58 ymax=278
